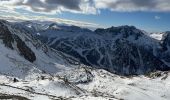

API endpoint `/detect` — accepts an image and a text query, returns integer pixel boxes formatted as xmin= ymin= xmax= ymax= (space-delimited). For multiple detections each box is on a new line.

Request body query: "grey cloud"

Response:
xmin=45 ymin=0 xmax=81 ymax=10
xmin=1 ymin=0 xmax=170 ymax=14
xmin=13 ymin=0 xmax=82 ymax=12
xmin=125 ymin=0 xmax=156 ymax=7
xmin=95 ymin=0 xmax=170 ymax=12
xmin=114 ymin=0 xmax=156 ymax=8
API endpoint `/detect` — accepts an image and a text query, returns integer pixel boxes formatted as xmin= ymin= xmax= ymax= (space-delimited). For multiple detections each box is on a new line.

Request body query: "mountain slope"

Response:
xmin=0 ymin=19 xmax=96 ymax=99
xmin=0 ymin=20 xmax=79 ymax=78
xmin=33 ymin=24 xmax=170 ymax=75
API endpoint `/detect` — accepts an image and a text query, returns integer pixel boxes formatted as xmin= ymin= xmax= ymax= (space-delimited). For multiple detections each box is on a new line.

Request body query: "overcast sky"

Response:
xmin=0 ymin=0 xmax=170 ymax=32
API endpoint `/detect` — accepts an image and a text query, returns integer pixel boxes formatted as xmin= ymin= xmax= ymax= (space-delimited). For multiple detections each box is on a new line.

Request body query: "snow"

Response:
xmin=0 ymin=20 xmax=170 ymax=100
xmin=77 ymin=69 xmax=170 ymax=100
xmin=36 ymin=33 xmax=40 ymax=35
xmin=0 ymin=41 xmax=41 ymax=79
xmin=0 ymin=20 xmax=77 ymax=79
xmin=0 ymin=68 xmax=169 ymax=100
xmin=149 ymin=32 xmax=164 ymax=40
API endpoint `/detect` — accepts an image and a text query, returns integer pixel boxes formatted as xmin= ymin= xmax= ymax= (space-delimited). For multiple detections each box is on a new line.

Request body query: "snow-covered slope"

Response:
xmin=0 ymin=19 xmax=94 ymax=99
xmin=78 ymin=69 xmax=170 ymax=100
xmin=0 ymin=67 xmax=170 ymax=100
xmin=0 ymin=20 xmax=78 ymax=78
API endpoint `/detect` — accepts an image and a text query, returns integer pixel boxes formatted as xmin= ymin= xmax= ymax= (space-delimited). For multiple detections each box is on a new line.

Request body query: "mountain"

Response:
xmin=0 ymin=19 xmax=170 ymax=100
xmin=0 ymin=19 xmax=80 ymax=78
xmin=29 ymin=24 xmax=170 ymax=75
xmin=0 ymin=19 xmax=97 ymax=99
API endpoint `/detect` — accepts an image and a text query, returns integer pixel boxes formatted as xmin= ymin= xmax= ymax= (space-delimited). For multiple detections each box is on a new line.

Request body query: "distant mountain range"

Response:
xmin=12 ymin=20 xmax=170 ymax=75
xmin=0 ymin=19 xmax=170 ymax=100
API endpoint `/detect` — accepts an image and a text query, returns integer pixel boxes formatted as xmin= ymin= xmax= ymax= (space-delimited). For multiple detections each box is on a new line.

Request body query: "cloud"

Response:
xmin=0 ymin=0 xmax=97 ymax=14
xmin=94 ymin=0 xmax=170 ymax=12
xmin=0 ymin=0 xmax=100 ymax=29
xmin=14 ymin=0 xmax=81 ymax=12
xmin=0 ymin=9 xmax=100 ymax=29
xmin=1 ymin=0 xmax=170 ymax=15
xmin=154 ymin=16 xmax=161 ymax=20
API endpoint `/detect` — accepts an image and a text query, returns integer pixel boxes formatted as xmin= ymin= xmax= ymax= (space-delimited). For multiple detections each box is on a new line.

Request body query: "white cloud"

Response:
xmin=0 ymin=11 xmax=100 ymax=29
xmin=154 ymin=15 xmax=161 ymax=20
xmin=154 ymin=16 xmax=161 ymax=20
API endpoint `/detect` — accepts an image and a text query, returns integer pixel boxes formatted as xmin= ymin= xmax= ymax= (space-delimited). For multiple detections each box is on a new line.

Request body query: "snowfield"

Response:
xmin=0 ymin=67 xmax=169 ymax=100
xmin=149 ymin=32 xmax=164 ymax=40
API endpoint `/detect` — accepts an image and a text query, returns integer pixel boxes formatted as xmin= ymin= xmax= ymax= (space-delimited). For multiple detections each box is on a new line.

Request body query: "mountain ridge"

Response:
xmin=22 ymin=21 xmax=170 ymax=75
xmin=0 ymin=19 xmax=170 ymax=100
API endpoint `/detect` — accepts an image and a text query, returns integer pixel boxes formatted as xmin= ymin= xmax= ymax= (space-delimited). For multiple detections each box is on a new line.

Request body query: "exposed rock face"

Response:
xmin=159 ymin=32 xmax=170 ymax=63
xmin=0 ymin=21 xmax=14 ymax=49
xmin=161 ymin=31 xmax=170 ymax=51
xmin=13 ymin=34 xmax=36 ymax=62
xmin=110 ymin=39 xmax=168 ymax=74
xmin=35 ymin=25 xmax=170 ymax=75
xmin=0 ymin=20 xmax=36 ymax=62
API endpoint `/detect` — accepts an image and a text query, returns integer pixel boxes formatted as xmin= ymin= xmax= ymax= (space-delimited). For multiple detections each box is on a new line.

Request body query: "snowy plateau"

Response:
xmin=0 ymin=19 xmax=170 ymax=100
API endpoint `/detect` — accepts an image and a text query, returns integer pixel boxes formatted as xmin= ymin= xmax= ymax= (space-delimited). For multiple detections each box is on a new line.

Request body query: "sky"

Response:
xmin=0 ymin=0 xmax=170 ymax=32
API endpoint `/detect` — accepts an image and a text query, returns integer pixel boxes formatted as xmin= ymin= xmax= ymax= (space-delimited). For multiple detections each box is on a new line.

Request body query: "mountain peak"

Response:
xmin=110 ymin=25 xmax=136 ymax=29
xmin=95 ymin=25 xmax=144 ymax=39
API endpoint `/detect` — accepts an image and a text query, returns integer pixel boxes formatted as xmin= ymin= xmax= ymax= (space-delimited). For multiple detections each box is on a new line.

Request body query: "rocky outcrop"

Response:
xmin=13 ymin=34 xmax=36 ymax=62
xmin=0 ymin=21 xmax=14 ymax=49
xmin=159 ymin=32 xmax=170 ymax=63
xmin=0 ymin=20 xmax=36 ymax=62
xmin=161 ymin=31 xmax=170 ymax=51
